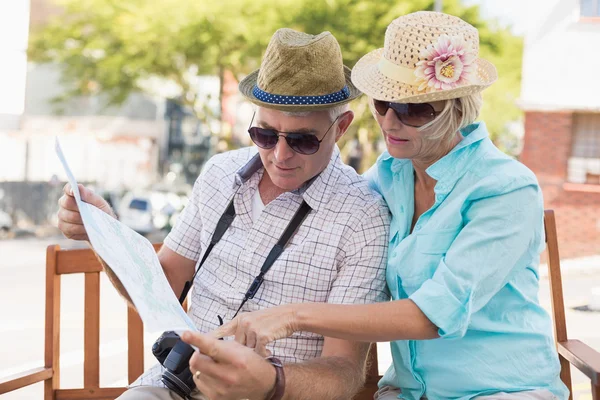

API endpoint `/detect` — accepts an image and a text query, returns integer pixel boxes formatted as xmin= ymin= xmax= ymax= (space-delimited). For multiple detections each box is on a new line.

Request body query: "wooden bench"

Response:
xmin=1 ymin=210 xmax=599 ymax=399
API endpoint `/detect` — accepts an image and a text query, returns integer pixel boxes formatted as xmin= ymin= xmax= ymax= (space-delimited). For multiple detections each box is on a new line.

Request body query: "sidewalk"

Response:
xmin=540 ymin=255 xmax=600 ymax=278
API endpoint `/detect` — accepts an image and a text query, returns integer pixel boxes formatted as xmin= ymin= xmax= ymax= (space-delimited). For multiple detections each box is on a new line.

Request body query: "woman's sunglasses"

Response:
xmin=373 ymin=100 xmax=441 ymax=128
xmin=248 ymin=112 xmax=340 ymax=155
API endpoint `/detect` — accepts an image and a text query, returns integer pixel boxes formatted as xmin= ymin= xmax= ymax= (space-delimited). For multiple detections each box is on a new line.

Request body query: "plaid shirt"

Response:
xmin=134 ymin=146 xmax=390 ymax=387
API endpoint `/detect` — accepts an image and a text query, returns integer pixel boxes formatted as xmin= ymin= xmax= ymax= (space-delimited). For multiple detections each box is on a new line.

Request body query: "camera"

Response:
xmin=152 ymin=331 xmax=196 ymax=399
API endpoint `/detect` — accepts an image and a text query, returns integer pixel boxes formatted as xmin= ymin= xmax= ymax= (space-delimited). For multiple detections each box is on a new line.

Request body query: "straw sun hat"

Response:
xmin=239 ymin=28 xmax=361 ymax=111
xmin=351 ymin=11 xmax=498 ymax=103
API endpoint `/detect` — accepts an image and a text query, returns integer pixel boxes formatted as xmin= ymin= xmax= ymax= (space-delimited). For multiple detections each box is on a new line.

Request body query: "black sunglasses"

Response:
xmin=373 ymin=100 xmax=441 ymax=128
xmin=248 ymin=112 xmax=340 ymax=155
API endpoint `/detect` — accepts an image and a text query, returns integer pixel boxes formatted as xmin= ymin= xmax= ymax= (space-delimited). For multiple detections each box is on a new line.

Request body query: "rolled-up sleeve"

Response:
xmin=409 ymin=184 xmax=543 ymax=339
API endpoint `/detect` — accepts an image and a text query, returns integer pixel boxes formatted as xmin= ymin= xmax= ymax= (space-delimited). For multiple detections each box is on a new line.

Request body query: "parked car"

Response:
xmin=118 ymin=193 xmax=156 ymax=235
xmin=118 ymin=191 xmax=181 ymax=235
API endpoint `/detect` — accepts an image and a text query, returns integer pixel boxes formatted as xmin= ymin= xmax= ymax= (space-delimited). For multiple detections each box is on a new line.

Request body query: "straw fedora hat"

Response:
xmin=351 ymin=11 xmax=498 ymax=103
xmin=239 ymin=28 xmax=361 ymax=111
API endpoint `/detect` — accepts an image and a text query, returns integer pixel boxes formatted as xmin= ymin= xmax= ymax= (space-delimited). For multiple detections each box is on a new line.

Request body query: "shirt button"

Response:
xmin=415 ymin=225 xmax=422 ymax=231
xmin=436 ymin=194 xmax=443 ymax=202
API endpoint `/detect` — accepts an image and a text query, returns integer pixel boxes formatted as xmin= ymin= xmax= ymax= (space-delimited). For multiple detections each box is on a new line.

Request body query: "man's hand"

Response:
xmin=57 ymin=183 xmax=115 ymax=240
xmin=181 ymin=331 xmax=276 ymax=400
xmin=212 ymin=304 xmax=300 ymax=356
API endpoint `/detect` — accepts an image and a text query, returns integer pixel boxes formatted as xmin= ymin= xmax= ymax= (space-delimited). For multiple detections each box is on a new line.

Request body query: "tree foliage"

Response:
xmin=29 ymin=0 xmax=524 ymax=168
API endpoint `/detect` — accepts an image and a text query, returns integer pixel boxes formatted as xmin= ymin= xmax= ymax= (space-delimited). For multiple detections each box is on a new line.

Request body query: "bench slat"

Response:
xmin=127 ymin=307 xmax=144 ymax=384
xmin=56 ymin=249 xmax=103 ymax=275
xmin=45 ymin=245 xmax=61 ymax=399
xmin=56 ymin=244 xmax=162 ymax=275
xmin=84 ymin=272 xmax=101 ymax=388
xmin=55 ymin=387 xmax=126 ymax=399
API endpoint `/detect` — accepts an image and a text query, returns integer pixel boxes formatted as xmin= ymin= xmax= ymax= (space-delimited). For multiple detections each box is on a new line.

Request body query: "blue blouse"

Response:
xmin=365 ymin=122 xmax=569 ymax=400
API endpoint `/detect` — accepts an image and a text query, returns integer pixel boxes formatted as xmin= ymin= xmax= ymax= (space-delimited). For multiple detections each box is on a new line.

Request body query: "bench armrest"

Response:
xmin=558 ymin=339 xmax=600 ymax=386
xmin=0 ymin=367 xmax=53 ymax=394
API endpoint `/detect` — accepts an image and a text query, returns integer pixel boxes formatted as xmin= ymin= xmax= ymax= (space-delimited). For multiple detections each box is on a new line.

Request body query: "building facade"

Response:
xmin=520 ymin=0 xmax=600 ymax=257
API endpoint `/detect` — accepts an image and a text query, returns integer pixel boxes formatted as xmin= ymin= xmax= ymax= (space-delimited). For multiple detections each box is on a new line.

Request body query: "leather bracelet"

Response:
xmin=265 ymin=356 xmax=285 ymax=400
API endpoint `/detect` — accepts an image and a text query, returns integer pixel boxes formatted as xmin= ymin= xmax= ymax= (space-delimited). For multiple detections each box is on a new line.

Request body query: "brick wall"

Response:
xmin=521 ymin=112 xmax=574 ymax=183
xmin=522 ymin=111 xmax=600 ymax=259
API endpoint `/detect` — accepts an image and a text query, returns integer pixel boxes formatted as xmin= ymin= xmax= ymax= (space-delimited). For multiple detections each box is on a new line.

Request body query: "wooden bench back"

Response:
xmin=0 ymin=210 xmax=572 ymax=400
xmin=43 ymin=244 xmax=156 ymax=399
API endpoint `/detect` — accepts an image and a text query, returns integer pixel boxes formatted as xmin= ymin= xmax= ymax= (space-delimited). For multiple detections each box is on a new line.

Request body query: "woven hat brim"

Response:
xmin=239 ymin=66 xmax=362 ymax=111
xmin=351 ymin=48 xmax=498 ymax=103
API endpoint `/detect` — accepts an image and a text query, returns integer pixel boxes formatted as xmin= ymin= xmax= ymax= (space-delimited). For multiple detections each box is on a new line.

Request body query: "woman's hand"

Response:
xmin=212 ymin=304 xmax=303 ymax=355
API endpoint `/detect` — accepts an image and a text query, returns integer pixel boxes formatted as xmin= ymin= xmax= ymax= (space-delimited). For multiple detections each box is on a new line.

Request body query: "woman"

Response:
xmin=213 ymin=12 xmax=568 ymax=400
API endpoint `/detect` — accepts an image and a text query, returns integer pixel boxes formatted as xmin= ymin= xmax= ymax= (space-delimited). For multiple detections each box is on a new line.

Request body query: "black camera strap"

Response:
xmin=177 ymin=197 xmax=312 ymax=312
xmin=233 ymin=200 xmax=312 ymax=318
xmin=178 ymin=198 xmax=236 ymax=304
xmin=158 ymin=196 xmax=311 ymax=400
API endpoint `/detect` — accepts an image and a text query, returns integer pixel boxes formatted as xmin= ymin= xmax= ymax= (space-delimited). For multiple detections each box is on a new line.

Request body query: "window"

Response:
xmin=568 ymin=113 xmax=600 ymax=184
xmin=129 ymin=199 xmax=149 ymax=211
xmin=581 ymin=0 xmax=600 ymax=17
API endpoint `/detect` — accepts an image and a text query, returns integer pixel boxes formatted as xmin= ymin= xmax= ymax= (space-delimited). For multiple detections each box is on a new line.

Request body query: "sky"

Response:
xmin=465 ymin=0 xmax=545 ymax=35
xmin=0 ymin=1 xmax=29 ymax=115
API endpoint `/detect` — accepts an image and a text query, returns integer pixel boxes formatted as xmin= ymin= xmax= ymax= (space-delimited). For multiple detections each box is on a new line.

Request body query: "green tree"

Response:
xmin=29 ymin=0 xmax=292 ymax=120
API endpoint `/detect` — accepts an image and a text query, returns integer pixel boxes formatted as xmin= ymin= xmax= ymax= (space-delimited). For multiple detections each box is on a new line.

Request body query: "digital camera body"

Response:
xmin=152 ymin=331 xmax=196 ymax=399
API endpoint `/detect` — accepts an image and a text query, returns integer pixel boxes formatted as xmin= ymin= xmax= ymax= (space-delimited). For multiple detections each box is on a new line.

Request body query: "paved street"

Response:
xmin=1 ymin=236 xmax=599 ymax=399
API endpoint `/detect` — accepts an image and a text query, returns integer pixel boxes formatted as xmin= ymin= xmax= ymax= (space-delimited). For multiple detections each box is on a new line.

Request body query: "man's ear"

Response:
xmin=334 ymin=110 xmax=355 ymax=142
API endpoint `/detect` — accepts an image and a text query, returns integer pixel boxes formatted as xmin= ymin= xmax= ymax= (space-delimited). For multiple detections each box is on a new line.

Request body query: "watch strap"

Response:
xmin=266 ymin=356 xmax=285 ymax=400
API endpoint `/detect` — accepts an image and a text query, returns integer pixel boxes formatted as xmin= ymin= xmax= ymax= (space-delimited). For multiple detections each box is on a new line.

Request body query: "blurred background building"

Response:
xmin=0 ymin=0 xmax=597 ymax=259
xmin=0 ymin=0 xmax=237 ymax=228
xmin=520 ymin=0 xmax=600 ymax=257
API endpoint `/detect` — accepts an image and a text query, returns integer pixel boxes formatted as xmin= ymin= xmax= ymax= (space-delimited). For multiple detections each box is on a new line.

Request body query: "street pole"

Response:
xmin=434 ymin=0 xmax=443 ymax=12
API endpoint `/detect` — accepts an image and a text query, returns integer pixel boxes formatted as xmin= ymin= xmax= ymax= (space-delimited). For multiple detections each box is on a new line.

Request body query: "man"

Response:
xmin=58 ymin=28 xmax=389 ymax=400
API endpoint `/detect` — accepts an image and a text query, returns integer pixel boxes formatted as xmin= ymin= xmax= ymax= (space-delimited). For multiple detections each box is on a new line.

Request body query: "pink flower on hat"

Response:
xmin=414 ymin=34 xmax=476 ymax=92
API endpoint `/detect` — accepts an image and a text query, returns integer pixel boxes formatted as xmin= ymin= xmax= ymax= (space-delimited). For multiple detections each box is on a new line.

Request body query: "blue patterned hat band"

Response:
xmin=252 ymin=85 xmax=350 ymax=106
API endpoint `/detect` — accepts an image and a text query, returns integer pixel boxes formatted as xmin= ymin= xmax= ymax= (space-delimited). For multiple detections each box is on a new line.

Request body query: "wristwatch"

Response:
xmin=265 ymin=356 xmax=285 ymax=400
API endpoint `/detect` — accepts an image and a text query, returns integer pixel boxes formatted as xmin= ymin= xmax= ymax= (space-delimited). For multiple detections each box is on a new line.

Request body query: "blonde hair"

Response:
xmin=419 ymin=93 xmax=483 ymax=147
xmin=368 ymin=93 xmax=483 ymax=161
